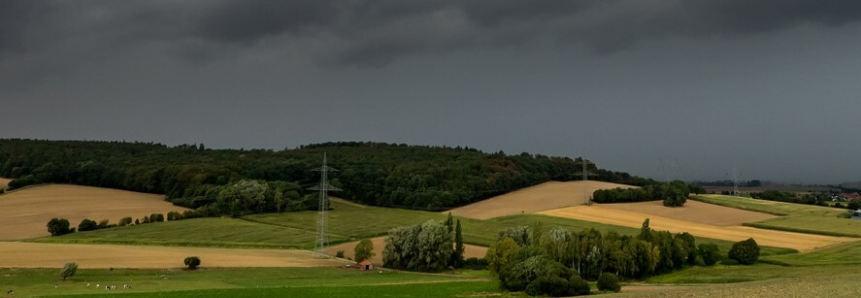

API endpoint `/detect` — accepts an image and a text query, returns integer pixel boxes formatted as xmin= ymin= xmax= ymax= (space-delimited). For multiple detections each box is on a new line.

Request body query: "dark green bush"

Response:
xmin=118 ymin=217 xmax=133 ymax=226
xmin=463 ymin=257 xmax=489 ymax=270
xmin=46 ymin=218 xmax=71 ymax=236
xmin=697 ymin=243 xmax=721 ymax=266
xmin=728 ymin=238 xmax=760 ymax=265
xmin=167 ymin=211 xmax=184 ymax=221
xmin=335 ymin=250 xmax=345 ymax=258
xmin=184 ymin=256 xmax=201 ymax=269
xmin=526 ymin=276 xmax=570 ymax=297
xmin=568 ymin=275 xmax=591 ymax=296
xmin=597 ymin=272 xmax=621 ymax=292
xmin=78 ymin=219 xmax=98 ymax=232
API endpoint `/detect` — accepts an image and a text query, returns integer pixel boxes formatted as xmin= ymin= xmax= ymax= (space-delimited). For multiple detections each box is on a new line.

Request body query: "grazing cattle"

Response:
xmin=124 ymin=284 xmax=131 ymax=289
xmin=7 ymin=290 xmax=14 ymax=295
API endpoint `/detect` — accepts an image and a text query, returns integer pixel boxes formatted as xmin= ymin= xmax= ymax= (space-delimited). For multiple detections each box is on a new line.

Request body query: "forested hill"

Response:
xmin=0 ymin=139 xmax=653 ymax=210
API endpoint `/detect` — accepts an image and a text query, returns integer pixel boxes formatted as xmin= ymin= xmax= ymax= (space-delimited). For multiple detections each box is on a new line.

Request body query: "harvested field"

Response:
xmin=325 ymin=236 xmax=488 ymax=265
xmin=597 ymin=200 xmax=776 ymax=226
xmin=539 ymin=206 xmax=853 ymax=252
xmin=0 ymin=242 xmax=344 ymax=269
xmin=0 ymin=177 xmax=10 ymax=189
xmin=449 ymin=181 xmax=637 ymax=219
xmin=0 ymin=184 xmax=187 ymax=240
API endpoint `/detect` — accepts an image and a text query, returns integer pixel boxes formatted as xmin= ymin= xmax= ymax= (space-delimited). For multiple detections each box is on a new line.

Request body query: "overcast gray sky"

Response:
xmin=1 ymin=0 xmax=860 ymax=184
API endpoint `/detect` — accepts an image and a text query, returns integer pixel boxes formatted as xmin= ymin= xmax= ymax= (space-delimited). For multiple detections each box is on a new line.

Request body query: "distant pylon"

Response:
xmin=308 ymin=153 xmax=340 ymax=257
xmin=574 ymin=158 xmax=597 ymax=205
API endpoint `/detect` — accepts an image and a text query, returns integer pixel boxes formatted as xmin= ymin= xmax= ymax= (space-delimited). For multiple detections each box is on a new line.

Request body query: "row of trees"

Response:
xmin=382 ymin=214 xmax=465 ymax=271
xmin=0 ymin=139 xmax=654 ymax=212
xmin=592 ymin=180 xmax=691 ymax=207
xmin=46 ymin=211 xmax=201 ymax=236
xmin=483 ymin=219 xmax=752 ymax=297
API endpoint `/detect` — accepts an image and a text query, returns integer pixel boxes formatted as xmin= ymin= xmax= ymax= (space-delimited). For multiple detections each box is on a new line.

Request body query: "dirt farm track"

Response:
xmin=0 ymin=242 xmax=343 ymax=269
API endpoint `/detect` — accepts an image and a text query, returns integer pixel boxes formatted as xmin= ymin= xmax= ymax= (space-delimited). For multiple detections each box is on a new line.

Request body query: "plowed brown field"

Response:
xmin=596 ymin=200 xmax=776 ymax=226
xmin=0 ymin=242 xmax=343 ymax=268
xmin=449 ymin=181 xmax=637 ymax=219
xmin=325 ymin=236 xmax=488 ymax=264
xmin=539 ymin=206 xmax=853 ymax=252
xmin=0 ymin=185 xmax=187 ymax=240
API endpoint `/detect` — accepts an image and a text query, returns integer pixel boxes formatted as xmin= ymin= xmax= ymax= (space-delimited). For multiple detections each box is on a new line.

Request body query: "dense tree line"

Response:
xmin=592 ymin=180 xmax=690 ymax=206
xmin=0 ymin=139 xmax=654 ymax=212
xmin=485 ymin=219 xmax=725 ymax=297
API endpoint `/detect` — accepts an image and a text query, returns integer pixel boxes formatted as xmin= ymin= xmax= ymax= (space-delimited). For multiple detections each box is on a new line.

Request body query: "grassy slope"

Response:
xmin=0 ymin=267 xmax=489 ymax=297
xmin=692 ymin=195 xmax=861 ymax=237
xmin=36 ymin=218 xmax=328 ymax=249
xmin=763 ymin=240 xmax=861 ymax=266
xmin=50 ymin=282 xmax=513 ymax=298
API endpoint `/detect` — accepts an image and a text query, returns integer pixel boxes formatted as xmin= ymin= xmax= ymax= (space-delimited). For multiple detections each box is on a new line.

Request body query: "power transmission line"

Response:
xmin=308 ymin=153 xmax=340 ymax=257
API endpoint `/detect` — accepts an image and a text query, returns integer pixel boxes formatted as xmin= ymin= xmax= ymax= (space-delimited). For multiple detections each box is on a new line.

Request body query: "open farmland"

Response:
xmin=539 ymin=205 xmax=853 ymax=252
xmin=449 ymin=181 xmax=637 ymax=219
xmin=0 ymin=242 xmax=343 ymax=269
xmin=0 ymin=177 xmax=10 ymax=189
xmin=693 ymin=195 xmax=861 ymax=237
xmin=0 ymin=185 xmax=187 ymax=240
xmin=597 ymin=200 xmax=777 ymax=226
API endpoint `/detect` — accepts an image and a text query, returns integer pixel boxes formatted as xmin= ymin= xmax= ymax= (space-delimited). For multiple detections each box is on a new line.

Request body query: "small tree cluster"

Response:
xmin=382 ymin=219 xmax=453 ymax=271
xmin=593 ymin=180 xmax=690 ymax=207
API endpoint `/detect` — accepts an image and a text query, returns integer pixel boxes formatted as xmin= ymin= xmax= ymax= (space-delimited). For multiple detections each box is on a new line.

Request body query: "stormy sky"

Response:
xmin=1 ymin=0 xmax=860 ymax=184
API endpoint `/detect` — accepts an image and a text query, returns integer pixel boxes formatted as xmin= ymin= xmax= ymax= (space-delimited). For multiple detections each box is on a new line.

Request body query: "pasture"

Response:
xmin=449 ymin=180 xmax=637 ymax=219
xmin=0 ymin=267 xmax=486 ymax=297
xmin=0 ymin=185 xmax=187 ymax=240
xmin=693 ymin=195 xmax=861 ymax=237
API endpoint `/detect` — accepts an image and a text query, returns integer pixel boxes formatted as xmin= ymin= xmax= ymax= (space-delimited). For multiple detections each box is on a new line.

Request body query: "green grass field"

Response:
xmin=36 ymin=218 xmax=331 ymax=249
xmin=692 ymin=195 xmax=861 ymax=237
xmin=39 ymin=200 xmax=793 ymax=256
xmin=0 ymin=267 xmax=490 ymax=297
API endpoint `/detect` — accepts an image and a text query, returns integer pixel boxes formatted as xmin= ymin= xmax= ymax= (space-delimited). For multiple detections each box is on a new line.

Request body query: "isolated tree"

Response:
xmin=382 ymin=220 xmax=453 ymax=271
xmin=47 ymin=218 xmax=71 ymax=236
xmin=354 ymin=239 xmax=375 ymax=262
xmin=728 ymin=238 xmax=760 ymax=265
xmin=78 ymin=219 xmax=98 ymax=232
xmin=184 ymin=256 xmax=201 ymax=269
xmin=60 ymin=262 xmax=78 ymax=281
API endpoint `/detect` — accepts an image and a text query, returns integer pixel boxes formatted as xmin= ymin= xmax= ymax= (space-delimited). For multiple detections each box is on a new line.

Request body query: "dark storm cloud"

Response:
xmin=5 ymin=0 xmax=861 ymax=66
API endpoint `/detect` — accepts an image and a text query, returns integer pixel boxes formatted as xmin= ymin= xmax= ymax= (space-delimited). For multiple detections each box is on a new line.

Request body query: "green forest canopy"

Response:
xmin=0 ymin=139 xmax=655 ymax=211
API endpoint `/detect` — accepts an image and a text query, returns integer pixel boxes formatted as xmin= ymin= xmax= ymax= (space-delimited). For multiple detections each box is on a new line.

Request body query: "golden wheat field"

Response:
xmin=0 ymin=242 xmax=344 ymax=269
xmin=539 ymin=205 xmax=853 ymax=252
xmin=596 ymin=200 xmax=777 ymax=226
xmin=0 ymin=184 xmax=188 ymax=240
xmin=449 ymin=181 xmax=637 ymax=219
xmin=325 ymin=236 xmax=488 ymax=265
